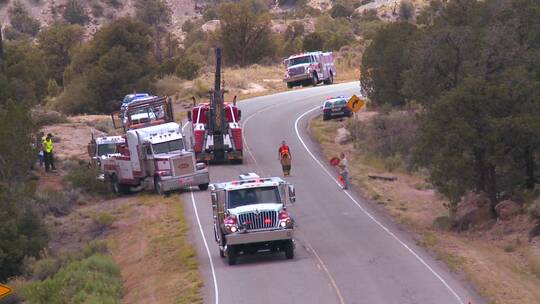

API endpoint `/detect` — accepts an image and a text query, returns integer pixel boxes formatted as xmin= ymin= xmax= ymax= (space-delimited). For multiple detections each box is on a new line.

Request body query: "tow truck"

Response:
xmin=211 ymin=173 xmax=296 ymax=265
xmin=185 ymin=48 xmax=243 ymax=163
xmin=100 ymin=96 xmax=210 ymax=195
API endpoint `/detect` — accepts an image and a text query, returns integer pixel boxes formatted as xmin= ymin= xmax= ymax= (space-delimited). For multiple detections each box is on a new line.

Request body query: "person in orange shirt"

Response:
xmin=278 ymin=140 xmax=292 ymax=176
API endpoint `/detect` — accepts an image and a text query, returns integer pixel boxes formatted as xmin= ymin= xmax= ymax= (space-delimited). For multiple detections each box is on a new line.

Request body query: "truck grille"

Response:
xmin=171 ymin=154 xmax=195 ymax=176
xmin=288 ymin=66 xmax=305 ymax=76
xmin=238 ymin=210 xmax=278 ymax=230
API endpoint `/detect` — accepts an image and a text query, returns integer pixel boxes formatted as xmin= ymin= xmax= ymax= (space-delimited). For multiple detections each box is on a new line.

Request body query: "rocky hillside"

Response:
xmin=0 ymin=0 xmax=199 ymax=37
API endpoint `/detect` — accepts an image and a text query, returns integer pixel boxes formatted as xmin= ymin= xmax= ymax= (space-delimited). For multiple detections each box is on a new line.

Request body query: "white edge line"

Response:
xmin=190 ymin=190 xmax=219 ymax=304
xmin=241 ymin=104 xmax=345 ymax=304
xmin=294 ymin=106 xmax=465 ymax=304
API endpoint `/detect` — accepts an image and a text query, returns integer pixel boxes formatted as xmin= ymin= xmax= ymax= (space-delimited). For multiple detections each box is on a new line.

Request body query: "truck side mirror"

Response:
xmin=187 ymin=111 xmax=192 ymax=122
xmin=87 ymin=142 xmax=96 ymax=157
xmin=237 ymin=109 xmax=242 ymax=121
xmin=288 ymin=184 xmax=296 ymax=204
xmin=211 ymin=192 xmax=218 ymax=209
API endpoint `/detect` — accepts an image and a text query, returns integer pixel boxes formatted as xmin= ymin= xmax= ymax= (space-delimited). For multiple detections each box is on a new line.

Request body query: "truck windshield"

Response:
xmin=97 ymin=143 xmax=117 ymax=156
xmin=152 ymin=139 xmax=184 ymax=154
xmin=288 ymin=56 xmax=311 ymax=66
xmin=228 ymin=186 xmax=280 ymax=208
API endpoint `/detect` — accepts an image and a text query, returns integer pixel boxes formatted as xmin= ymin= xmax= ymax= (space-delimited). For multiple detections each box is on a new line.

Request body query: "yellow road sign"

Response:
xmin=347 ymin=95 xmax=365 ymax=113
xmin=0 ymin=284 xmax=12 ymax=299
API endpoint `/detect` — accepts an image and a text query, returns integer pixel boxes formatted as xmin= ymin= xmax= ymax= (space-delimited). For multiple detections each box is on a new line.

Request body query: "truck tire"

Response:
xmin=110 ymin=175 xmax=120 ymax=195
xmin=219 ymin=248 xmax=226 ymax=258
xmin=324 ymin=72 xmax=334 ymax=85
xmin=284 ymin=239 xmax=294 ymax=259
xmin=312 ymin=73 xmax=319 ymax=86
xmin=198 ymin=183 xmax=209 ymax=191
xmin=287 ymin=82 xmax=293 ymax=89
xmin=110 ymin=175 xmax=130 ymax=195
xmin=154 ymin=177 xmax=166 ymax=196
xmin=227 ymin=246 xmax=237 ymax=265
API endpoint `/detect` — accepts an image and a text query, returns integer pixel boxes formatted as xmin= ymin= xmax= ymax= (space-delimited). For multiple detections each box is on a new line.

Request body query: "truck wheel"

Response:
xmin=287 ymin=82 xmax=293 ymax=89
xmin=324 ymin=72 xmax=334 ymax=85
xmin=312 ymin=73 xmax=319 ymax=86
xmin=219 ymin=248 xmax=225 ymax=258
xmin=198 ymin=183 xmax=209 ymax=191
xmin=227 ymin=246 xmax=237 ymax=265
xmin=110 ymin=175 xmax=120 ymax=195
xmin=154 ymin=177 xmax=165 ymax=196
xmin=284 ymin=240 xmax=294 ymax=259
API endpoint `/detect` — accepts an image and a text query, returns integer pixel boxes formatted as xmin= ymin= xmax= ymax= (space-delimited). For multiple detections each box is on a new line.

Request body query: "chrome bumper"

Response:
xmin=284 ymin=74 xmax=310 ymax=83
xmin=225 ymin=228 xmax=294 ymax=245
xmin=161 ymin=169 xmax=210 ymax=191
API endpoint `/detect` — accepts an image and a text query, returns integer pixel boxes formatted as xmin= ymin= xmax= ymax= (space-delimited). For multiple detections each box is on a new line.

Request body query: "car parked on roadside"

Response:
xmin=321 ymin=96 xmax=352 ymax=120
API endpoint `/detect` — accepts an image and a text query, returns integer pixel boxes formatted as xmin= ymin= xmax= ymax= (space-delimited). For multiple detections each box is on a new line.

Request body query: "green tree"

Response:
xmin=218 ymin=0 xmax=275 ymax=66
xmin=60 ymin=18 xmax=157 ymax=113
xmin=63 ymin=0 xmax=89 ymax=25
xmin=360 ymin=22 xmax=417 ymax=106
xmin=0 ymin=101 xmax=48 ymax=281
xmin=8 ymin=0 xmax=41 ymax=37
xmin=135 ymin=0 xmax=172 ymax=62
xmin=1 ymin=40 xmax=48 ymax=104
xmin=330 ymin=3 xmax=353 ymax=18
xmin=38 ymin=23 xmax=84 ymax=86
xmin=302 ymin=32 xmax=325 ymax=51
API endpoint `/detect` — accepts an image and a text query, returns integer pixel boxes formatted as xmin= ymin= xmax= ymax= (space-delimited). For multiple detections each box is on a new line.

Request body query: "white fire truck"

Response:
xmin=211 ymin=173 xmax=296 ymax=265
xmin=101 ymin=97 xmax=210 ymax=195
xmin=283 ymin=51 xmax=337 ymax=88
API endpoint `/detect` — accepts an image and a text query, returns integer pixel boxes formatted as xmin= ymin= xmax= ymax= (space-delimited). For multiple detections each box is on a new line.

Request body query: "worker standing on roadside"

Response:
xmin=278 ymin=140 xmax=292 ymax=176
xmin=42 ymin=133 xmax=56 ymax=172
xmin=338 ymin=152 xmax=349 ymax=190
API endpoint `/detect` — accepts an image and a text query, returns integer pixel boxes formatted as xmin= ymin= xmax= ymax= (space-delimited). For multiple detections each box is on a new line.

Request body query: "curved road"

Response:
xmin=181 ymin=82 xmax=484 ymax=304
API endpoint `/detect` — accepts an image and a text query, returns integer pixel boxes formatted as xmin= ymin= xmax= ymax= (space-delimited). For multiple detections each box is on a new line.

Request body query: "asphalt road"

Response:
xmin=180 ymin=82 xmax=485 ymax=304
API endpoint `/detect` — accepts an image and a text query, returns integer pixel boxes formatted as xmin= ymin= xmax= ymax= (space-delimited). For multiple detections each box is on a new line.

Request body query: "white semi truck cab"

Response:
xmin=210 ymin=173 xmax=296 ymax=265
xmin=102 ymin=122 xmax=210 ymax=195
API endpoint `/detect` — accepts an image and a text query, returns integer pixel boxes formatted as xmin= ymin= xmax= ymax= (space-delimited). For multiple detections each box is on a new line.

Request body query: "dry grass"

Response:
xmin=109 ymin=194 xmax=202 ymax=304
xmin=156 ymin=61 xmax=359 ymax=106
xmin=309 ymin=114 xmax=540 ymax=304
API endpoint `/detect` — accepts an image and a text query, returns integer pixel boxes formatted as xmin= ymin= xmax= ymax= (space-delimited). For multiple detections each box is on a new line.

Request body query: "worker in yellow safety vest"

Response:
xmin=42 ymin=133 xmax=55 ymax=172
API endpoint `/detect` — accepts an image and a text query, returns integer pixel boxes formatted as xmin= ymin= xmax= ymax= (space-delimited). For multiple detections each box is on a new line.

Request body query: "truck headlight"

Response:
xmin=280 ymin=221 xmax=287 ymax=228
xmin=230 ymin=226 xmax=238 ymax=233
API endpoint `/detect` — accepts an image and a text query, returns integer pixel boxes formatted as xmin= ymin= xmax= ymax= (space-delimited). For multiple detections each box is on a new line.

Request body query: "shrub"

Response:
xmin=8 ymin=0 xmax=41 ymax=36
xmin=528 ymin=199 xmax=540 ymax=221
xmin=34 ymin=189 xmax=80 ymax=217
xmin=399 ymin=0 xmax=415 ymax=22
xmin=348 ymin=111 xmax=418 ymax=169
xmin=23 ymin=253 xmax=123 ymax=303
xmin=92 ymin=212 xmax=116 ymax=233
xmin=433 ymin=216 xmax=454 ymax=231
xmin=175 ymin=57 xmax=201 ymax=80
xmin=64 ymin=165 xmax=109 ymax=195
xmin=32 ymin=258 xmax=61 ymax=280
xmin=31 ymin=106 xmax=67 ymax=127
xmin=63 ymin=0 xmax=89 ymax=25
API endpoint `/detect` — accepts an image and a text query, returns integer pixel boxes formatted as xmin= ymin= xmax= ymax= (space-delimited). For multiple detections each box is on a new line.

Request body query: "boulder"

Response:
xmin=454 ymin=191 xmax=494 ymax=231
xmin=495 ymin=200 xmax=521 ymax=220
xmin=334 ymin=128 xmax=351 ymax=145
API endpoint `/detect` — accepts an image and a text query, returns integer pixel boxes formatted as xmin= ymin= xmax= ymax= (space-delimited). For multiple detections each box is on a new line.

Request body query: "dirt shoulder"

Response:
xmin=309 ymin=114 xmax=540 ymax=304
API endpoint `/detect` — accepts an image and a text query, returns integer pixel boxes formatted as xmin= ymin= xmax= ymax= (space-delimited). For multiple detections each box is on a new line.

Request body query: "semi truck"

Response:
xmin=100 ymin=96 xmax=210 ymax=195
xmin=211 ymin=173 xmax=296 ymax=265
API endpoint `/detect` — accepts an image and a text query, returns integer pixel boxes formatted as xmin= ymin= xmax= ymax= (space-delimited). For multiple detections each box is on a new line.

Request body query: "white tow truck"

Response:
xmin=101 ymin=96 xmax=210 ymax=195
xmin=87 ymin=134 xmax=125 ymax=169
xmin=211 ymin=173 xmax=296 ymax=265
